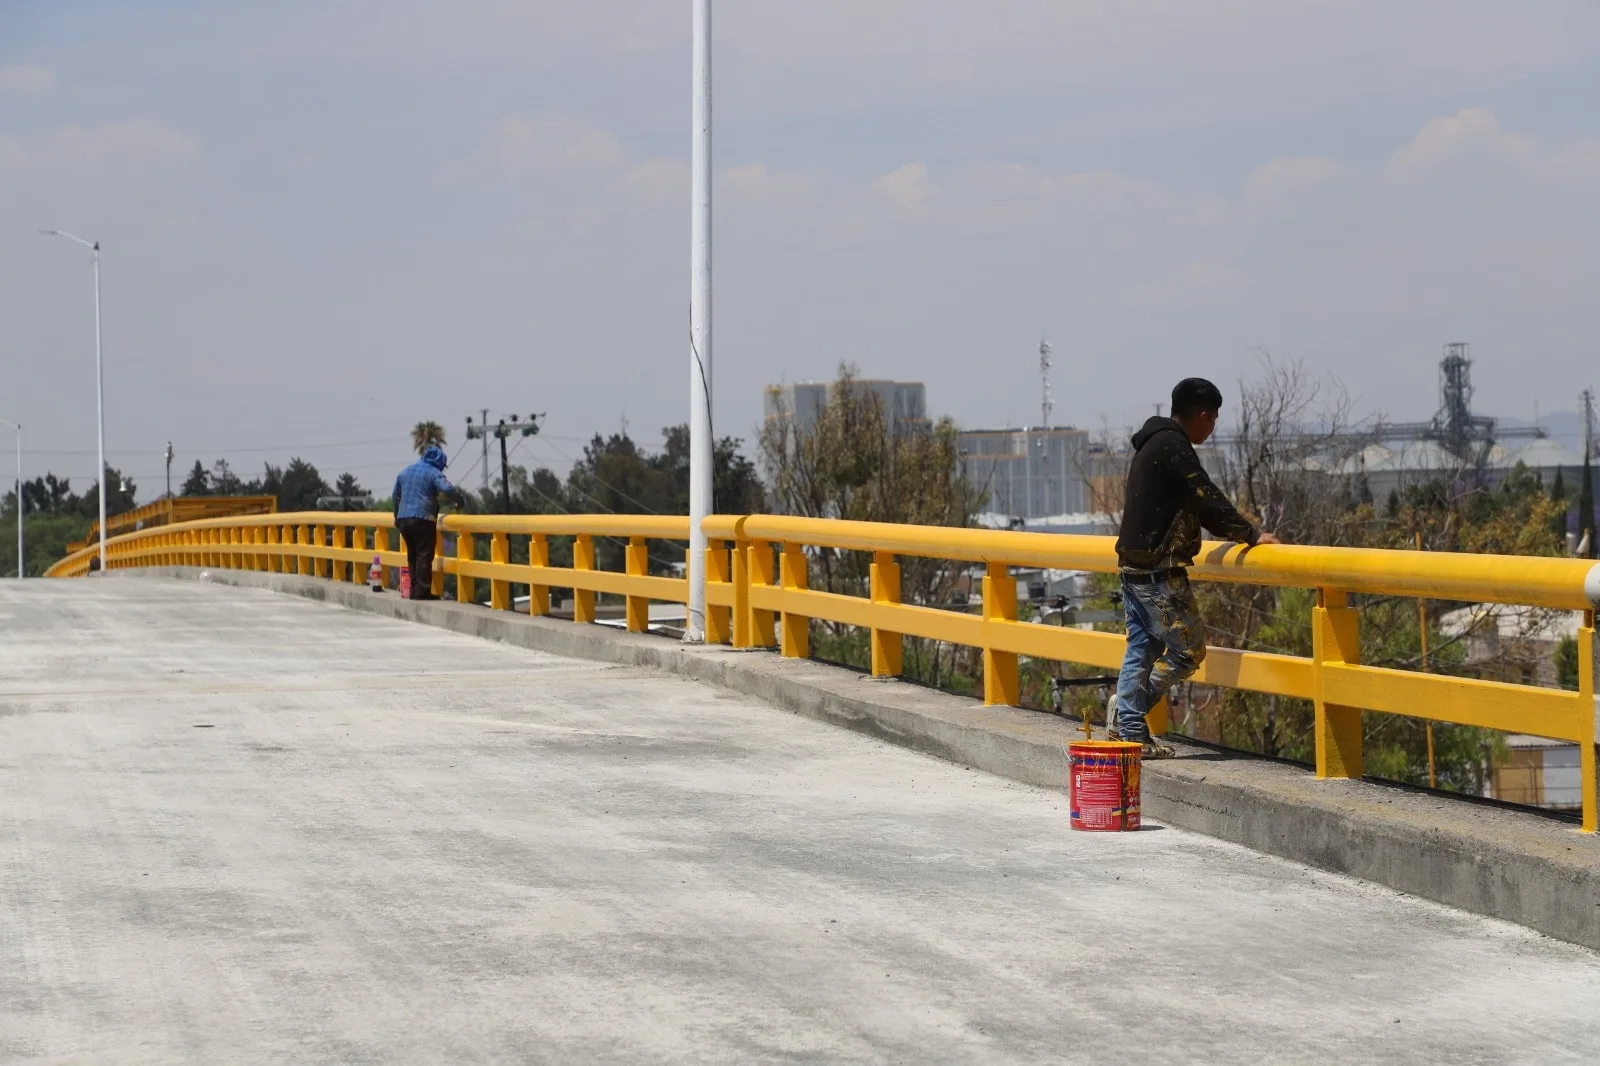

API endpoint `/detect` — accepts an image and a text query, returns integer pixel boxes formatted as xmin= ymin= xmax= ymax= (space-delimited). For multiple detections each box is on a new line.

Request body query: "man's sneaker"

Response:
xmin=1141 ymin=740 xmax=1176 ymax=760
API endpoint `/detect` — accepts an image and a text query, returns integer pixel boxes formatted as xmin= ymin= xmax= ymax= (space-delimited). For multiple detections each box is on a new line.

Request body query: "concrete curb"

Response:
xmin=134 ymin=568 xmax=1600 ymax=951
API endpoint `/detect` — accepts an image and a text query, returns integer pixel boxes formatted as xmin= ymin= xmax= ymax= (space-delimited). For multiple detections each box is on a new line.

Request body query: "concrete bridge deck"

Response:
xmin=2 ymin=579 xmax=1598 ymax=1064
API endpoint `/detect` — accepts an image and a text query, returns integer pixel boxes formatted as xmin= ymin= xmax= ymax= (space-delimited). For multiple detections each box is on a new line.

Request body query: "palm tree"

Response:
xmin=411 ymin=421 xmax=446 ymax=455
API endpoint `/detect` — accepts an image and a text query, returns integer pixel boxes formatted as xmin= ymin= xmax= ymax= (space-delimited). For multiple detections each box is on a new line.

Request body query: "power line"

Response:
xmin=31 ymin=436 xmax=408 ymax=457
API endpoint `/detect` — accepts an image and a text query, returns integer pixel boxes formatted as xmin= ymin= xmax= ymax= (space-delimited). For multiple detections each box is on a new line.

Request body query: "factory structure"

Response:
xmin=764 ymin=342 xmax=1591 ymax=538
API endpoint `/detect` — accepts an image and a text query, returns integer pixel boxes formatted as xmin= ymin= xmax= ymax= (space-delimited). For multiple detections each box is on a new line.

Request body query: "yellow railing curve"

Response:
xmin=46 ymin=510 xmax=1599 ymax=832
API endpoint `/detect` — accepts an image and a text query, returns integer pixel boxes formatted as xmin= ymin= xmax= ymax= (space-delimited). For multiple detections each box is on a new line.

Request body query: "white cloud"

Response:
xmin=0 ymin=64 xmax=58 ymax=96
xmin=1384 ymin=108 xmax=1531 ymax=184
xmin=495 ymin=112 xmax=626 ymax=175
xmin=620 ymin=157 xmax=688 ymax=205
xmin=722 ymin=163 xmax=817 ymax=206
xmin=0 ymin=118 xmax=201 ymax=178
xmin=1245 ymin=156 xmax=1357 ymax=202
xmin=870 ymin=162 xmax=937 ymax=221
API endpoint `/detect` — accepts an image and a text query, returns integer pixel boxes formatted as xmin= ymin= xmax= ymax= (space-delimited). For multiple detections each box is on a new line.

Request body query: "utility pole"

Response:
xmin=685 ymin=0 xmax=714 ymax=642
xmin=469 ymin=413 xmax=541 ymax=513
xmin=165 ymin=441 xmax=174 ymax=498
xmin=499 ymin=423 xmax=512 ymax=514
xmin=1581 ymin=389 xmax=1595 ymax=559
xmin=463 ymin=408 xmax=491 ymax=499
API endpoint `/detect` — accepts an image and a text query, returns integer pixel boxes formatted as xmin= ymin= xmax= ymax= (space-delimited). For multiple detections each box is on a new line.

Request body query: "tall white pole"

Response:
xmin=41 ymin=230 xmax=107 ymax=574
xmin=92 ymin=243 xmax=107 ymax=576
xmin=685 ymin=0 xmax=713 ymax=641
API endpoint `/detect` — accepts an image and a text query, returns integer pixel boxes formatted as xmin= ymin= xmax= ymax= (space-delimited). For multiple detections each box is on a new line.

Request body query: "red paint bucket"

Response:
xmin=399 ymin=566 xmax=411 ymax=599
xmin=1069 ymin=740 xmax=1142 ymax=831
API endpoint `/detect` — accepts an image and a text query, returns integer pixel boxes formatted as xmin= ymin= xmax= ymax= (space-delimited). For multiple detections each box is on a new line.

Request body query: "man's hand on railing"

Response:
xmin=1256 ymin=531 xmax=1282 ymax=545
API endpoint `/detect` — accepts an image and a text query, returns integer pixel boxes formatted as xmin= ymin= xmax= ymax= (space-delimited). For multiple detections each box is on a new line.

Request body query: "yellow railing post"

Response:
xmin=1312 ymin=587 xmax=1364 ymax=779
xmin=706 ymin=539 xmax=732 ymax=645
xmin=330 ymin=524 xmax=348 ymax=582
xmin=491 ymin=532 xmax=510 ymax=610
xmin=430 ymin=519 xmax=446 ymax=598
xmin=267 ymin=524 xmax=281 ymax=573
xmin=779 ymin=542 xmax=810 ymax=659
xmin=573 ymin=534 xmax=597 ymax=623
xmin=297 ymin=524 xmax=311 ymax=576
xmin=372 ymin=526 xmax=390 ymax=587
xmin=982 ymin=561 xmax=1020 ymax=706
xmin=312 ymin=525 xmax=327 ymax=578
xmin=1579 ymin=612 xmax=1597 ymax=833
xmin=230 ymin=525 xmax=242 ymax=571
xmin=731 ymin=534 xmax=752 ymax=649
xmin=529 ymin=534 xmax=551 ymax=615
xmin=456 ymin=531 xmax=476 ymax=603
xmin=749 ymin=539 xmax=777 ymax=647
xmin=624 ymin=536 xmax=649 ymax=632
xmin=341 ymin=525 xmax=356 ymax=582
xmin=870 ymin=550 xmax=902 ymax=678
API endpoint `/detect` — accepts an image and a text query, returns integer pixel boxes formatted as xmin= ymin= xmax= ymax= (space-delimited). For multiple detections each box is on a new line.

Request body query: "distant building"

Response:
xmin=763 ymin=380 xmax=929 ymax=440
xmin=1438 ymin=604 xmax=1585 ymax=812
xmin=1333 ymin=437 xmax=1585 ymax=507
xmin=958 ymin=427 xmax=1091 ymax=520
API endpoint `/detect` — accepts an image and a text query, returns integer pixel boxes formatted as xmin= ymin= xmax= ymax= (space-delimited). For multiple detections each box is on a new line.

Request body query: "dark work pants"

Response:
xmin=397 ymin=518 xmax=436 ymax=598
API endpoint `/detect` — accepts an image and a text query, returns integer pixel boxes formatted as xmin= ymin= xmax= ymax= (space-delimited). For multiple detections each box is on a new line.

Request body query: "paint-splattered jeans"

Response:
xmin=1115 ymin=569 xmax=1207 ymax=743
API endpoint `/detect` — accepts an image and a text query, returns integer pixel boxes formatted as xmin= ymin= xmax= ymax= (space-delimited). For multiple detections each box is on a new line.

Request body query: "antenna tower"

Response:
xmin=1039 ymin=336 xmax=1054 ymax=430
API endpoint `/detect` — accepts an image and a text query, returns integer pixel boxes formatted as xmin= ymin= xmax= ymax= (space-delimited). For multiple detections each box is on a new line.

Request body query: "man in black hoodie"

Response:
xmin=1113 ymin=378 xmax=1279 ymax=757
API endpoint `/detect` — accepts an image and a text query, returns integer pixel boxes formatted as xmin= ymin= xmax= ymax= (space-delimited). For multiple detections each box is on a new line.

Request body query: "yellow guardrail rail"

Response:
xmin=46 ymin=510 xmax=1599 ymax=831
xmin=66 ymin=494 xmax=278 ymax=553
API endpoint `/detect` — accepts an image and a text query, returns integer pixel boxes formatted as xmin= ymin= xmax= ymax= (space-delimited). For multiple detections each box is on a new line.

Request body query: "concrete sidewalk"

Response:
xmin=3 ymin=578 xmax=1600 ymax=1064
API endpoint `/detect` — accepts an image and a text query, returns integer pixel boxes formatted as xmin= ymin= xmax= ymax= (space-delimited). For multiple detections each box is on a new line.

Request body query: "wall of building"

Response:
xmin=958 ymin=428 xmax=1091 ymax=519
xmin=764 ymin=380 xmax=929 ymax=440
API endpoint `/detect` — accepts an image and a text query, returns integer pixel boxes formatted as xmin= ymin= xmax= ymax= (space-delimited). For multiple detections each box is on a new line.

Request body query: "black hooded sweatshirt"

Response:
xmin=1115 ymin=416 xmax=1258 ymax=571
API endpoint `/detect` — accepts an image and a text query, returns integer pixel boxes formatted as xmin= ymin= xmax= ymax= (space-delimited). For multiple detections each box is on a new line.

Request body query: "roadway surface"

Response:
xmin=2 ymin=578 xmax=1598 ymax=1065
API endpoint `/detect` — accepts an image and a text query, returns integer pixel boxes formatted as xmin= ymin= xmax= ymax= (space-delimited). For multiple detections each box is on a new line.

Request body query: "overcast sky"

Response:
xmin=3 ymin=2 xmax=1598 ymax=498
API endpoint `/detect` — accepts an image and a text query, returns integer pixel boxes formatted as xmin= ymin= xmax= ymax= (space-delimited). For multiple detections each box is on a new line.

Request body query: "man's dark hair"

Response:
xmin=1171 ymin=377 xmax=1224 ymax=421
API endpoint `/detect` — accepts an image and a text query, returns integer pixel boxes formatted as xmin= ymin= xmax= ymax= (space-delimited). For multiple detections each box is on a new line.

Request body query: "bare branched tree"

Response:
xmin=760 ymin=364 xmax=985 ymax=687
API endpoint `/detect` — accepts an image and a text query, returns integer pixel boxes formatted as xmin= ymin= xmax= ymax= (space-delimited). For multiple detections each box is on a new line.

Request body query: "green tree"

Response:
xmin=211 ymin=459 xmax=243 ymax=496
xmin=277 ymin=458 xmax=329 ymax=511
xmin=181 ymin=461 xmax=211 ymax=497
xmin=333 ymin=472 xmax=366 ymax=510
xmin=411 ymin=421 xmax=447 ymax=455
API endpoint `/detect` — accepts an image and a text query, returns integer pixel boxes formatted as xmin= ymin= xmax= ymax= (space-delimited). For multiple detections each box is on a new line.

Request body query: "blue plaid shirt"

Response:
xmin=393 ymin=450 xmax=462 ymax=519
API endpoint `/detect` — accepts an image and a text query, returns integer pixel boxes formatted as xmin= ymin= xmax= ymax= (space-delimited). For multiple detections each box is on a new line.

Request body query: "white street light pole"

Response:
xmin=42 ymin=230 xmax=107 ymax=575
xmin=686 ymin=0 xmax=713 ymax=641
xmin=0 ymin=419 xmax=20 ymax=578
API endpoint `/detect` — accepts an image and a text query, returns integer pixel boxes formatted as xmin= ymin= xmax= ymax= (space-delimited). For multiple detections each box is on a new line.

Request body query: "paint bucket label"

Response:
xmin=399 ymin=566 xmax=411 ymax=599
xmin=1069 ymin=740 xmax=1142 ymax=831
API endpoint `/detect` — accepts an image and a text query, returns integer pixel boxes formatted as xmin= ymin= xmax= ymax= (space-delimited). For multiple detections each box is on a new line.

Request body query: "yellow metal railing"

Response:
xmin=66 ymin=494 xmax=278 ymax=553
xmin=46 ymin=510 xmax=1599 ymax=831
